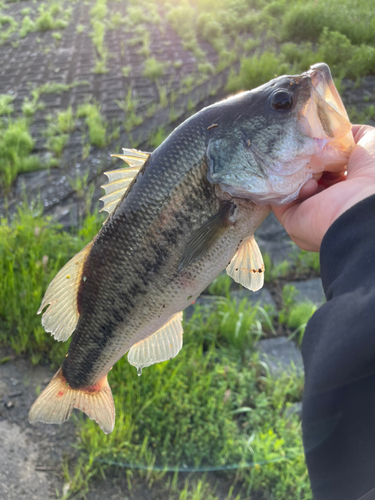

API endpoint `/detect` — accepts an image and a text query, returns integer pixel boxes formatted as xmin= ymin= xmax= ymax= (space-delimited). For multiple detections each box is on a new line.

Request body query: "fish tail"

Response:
xmin=29 ymin=367 xmax=115 ymax=434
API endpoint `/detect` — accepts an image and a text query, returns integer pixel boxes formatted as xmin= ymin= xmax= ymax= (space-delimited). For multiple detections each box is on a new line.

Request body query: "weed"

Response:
xmin=0 ymin=94 xmax=14 ymax=116
xmin=68 ymin=170 xmax=95 ymax=216
xmin=116 ymin=89 xmax=143 ymax=132
xmin=263 ymin=253 xmax=292 ymax=283
xmin=90 ymin=0 xmax=108 ymax=73
xmin=77 ymin=102 xmax=107 ymax=148
xmin=0 ymin=118 xmax=38 ymax=191
xmin=35 ymin=10 xmax=54 ymax=31
xmin=287 ymin=302 xmax=317 ymax=344
xmin=294 ymin=250 xmax=320 ymax=274
xmin=169 ymin=107 xmax=180 ymax=122
xmin=278 ymin=285 xmax=298 ymax=325
xmin=208 ymin=273 xmax=232 ymax=298
xmin=143 ymin=57 xmax=166 ymax=81
xmin=121 ymin=65 xmax=131 ymax=78
xmin=0 ymin=206 xmax=103 ymax=360
xmin=46 ymin=134 xmax=69 ymax=157
xmin=226 ymin=52 xmax=291 ymax=93
xmin=19 ymin=15 xmax=35 ymax=37
xmin=76 ymin=23 xmax=84 ymax=33
xmin=33 ymin=81 xmax=89 ymax=98
xmin=52 ymin=32 xmax=62 ymax=42
xmin=146 ymin=102 xmax=158 ymax=118
xmin=348 ymin=105 xmax=375 ymax=124
xmin=149 ymin=126 xmax=168 ymax=149
xmin=181 ymin=75 xmax=195 ymax=94
xmin=197 ymin=62 xmax=214 ymax=75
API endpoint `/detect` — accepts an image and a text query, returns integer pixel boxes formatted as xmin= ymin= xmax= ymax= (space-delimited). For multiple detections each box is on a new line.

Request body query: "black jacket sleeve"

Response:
xmin=302 ymin=194 xmax=375 ymax=500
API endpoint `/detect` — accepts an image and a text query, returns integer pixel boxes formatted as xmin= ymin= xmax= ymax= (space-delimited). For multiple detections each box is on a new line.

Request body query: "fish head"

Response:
xmin=206 ymin=63 xmax=354 ymax=205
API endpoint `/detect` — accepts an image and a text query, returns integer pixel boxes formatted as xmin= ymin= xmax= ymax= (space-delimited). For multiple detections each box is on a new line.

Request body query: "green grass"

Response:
xmin=19 ymin=15 xmax=35 ymax=37
xmin=90 ymin=0 xmax=108 ymax=73
xmin=0 ymin=118 xmax=40 ymax=192
xmin=0 ymin=198 xmax=316 ymax=499
xmin=149 ymin=126 xmax=168 ymax=149
xmin=143 ymin=57 xmax=166 ymax=81
xmin=115 ymin=89 xmax=143 ymax=132
xmin=0 ymin=207 xmax=103 ymax=364
xmin=226 ymin=51 xmax=292 ymax=93
xmin=77 ymin=102 xmax=107 ymax=148
xmin=34 ymin=3 xmax=69 ymax=32
xmin=0 ymin=94 xmax=14 ymax=116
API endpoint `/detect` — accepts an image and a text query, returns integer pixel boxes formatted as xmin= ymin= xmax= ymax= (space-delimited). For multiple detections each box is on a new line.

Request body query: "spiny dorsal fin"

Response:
xmin=127 ymin=312 xmax=183 ymax=372
xmin=226 ymin=235 xmax=265 ymax=292
xmin=112 ymin=148 xmax=150 ymax=168
xmin=100 ymin=149 xmax=150 ymax=215
xmin=38 ymin=241 xmax=93 ymax=341
xmin=29 ymin=368 xmax=115 ymax=434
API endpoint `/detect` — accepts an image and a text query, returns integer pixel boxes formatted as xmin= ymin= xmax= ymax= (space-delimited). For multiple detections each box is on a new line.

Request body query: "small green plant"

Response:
xmin=0 ymin=94 xmax=14 ymax=116
xmin=77 ymin=102 xmax=107 ymax=148
xmin=0 ymin=118 xmax=38 ymax=191
xmin=0 ymin=206 xmax=103 ymax=360
xmin=143 ymin=57 xmax=166 ymax=81
xmin=226 ymin=52 xmax=291 ymax=93
xmin=19 ymin=15 xmax=35 ymax=37
xmin=208 ymin=273 xmax=232 ymax=298
xmin=263 ymin=253 xmax=292 ymax=283
xmin=287 ymin=301 xmax=317 ymax=344
xmin=149 ymin=126 xmax=168 ymax=149
xmin=47 ymin=134 xmax=69 ymax=158
xmin=22 ymin=96 xmax=44 ymax=117
xmin=116 ymin=89 xmax=143 ymax=132
xmin=121 ymin=65 xmax=131 ymax=78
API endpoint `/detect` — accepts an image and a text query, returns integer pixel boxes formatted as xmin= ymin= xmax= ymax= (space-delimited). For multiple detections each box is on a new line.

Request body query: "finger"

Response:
xmin=299 ymin=178 xmax=318 ymax=200
xmin=271 ymin=199 xmax=299 ymax=224
xmin=352 ymin=124 xmax=375 ymax=144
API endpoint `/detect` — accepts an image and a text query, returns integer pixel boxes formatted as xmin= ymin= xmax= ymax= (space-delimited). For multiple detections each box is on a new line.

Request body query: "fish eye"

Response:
xmin=270 ymin=90 xmax=293 ymax=111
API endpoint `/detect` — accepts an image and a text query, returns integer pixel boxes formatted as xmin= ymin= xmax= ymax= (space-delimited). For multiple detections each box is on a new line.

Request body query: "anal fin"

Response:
xmin=226 ymin=235 xmax=265 ymax=292
xmin=38 ymin=241 xmax=93 ymax=342
xmin=29 ymin=368 xmax=115 ymax=434
xmin=127 ymin=312 xmax=183 ymax=372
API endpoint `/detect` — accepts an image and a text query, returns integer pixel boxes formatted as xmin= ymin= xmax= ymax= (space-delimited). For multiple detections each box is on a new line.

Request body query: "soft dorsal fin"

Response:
xmin=38 ymin=241 xmax=94 ymax=341
xmin=127 ymin=312 xmax=183 ymax=373
xmin=100 ymin=148 xmax=150 ymax=215
xmin=226 ymin=235 xmax=265 ymax=292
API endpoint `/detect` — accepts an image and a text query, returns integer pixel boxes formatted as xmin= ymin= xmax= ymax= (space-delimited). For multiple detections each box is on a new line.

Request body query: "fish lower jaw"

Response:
xmin=219 ymin=165 xmax=313 ymax=206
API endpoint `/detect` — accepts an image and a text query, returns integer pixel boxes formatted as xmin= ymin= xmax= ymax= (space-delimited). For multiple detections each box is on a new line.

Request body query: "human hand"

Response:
xmin=271 ymin=125 xmax=375 ymax=252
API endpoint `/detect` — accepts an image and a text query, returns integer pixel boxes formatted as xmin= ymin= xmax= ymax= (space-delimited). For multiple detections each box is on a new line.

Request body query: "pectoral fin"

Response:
xmin=38 ymin=241 xmax=93 ymax=341
xmin=226 ymin=235 xmax=265 ymax=292
xmin=179 ymin=204 xmax=235 ymax=271
xmin=127 ymin=312 xmax=183 ymax=372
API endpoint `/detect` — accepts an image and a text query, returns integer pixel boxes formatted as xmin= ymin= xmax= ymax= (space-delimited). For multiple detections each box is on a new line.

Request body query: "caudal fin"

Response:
xmin=29 ymin=368 xmax=115 ymax=434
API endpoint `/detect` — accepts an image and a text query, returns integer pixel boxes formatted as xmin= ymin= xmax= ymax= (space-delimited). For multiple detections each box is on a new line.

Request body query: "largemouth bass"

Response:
xmin=29 ymin=63 xmax=354 ymax=434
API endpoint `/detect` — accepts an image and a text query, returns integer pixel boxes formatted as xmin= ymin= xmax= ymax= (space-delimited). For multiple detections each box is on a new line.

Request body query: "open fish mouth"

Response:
xmin=298 ymin=63 xmax=354 ymax=173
